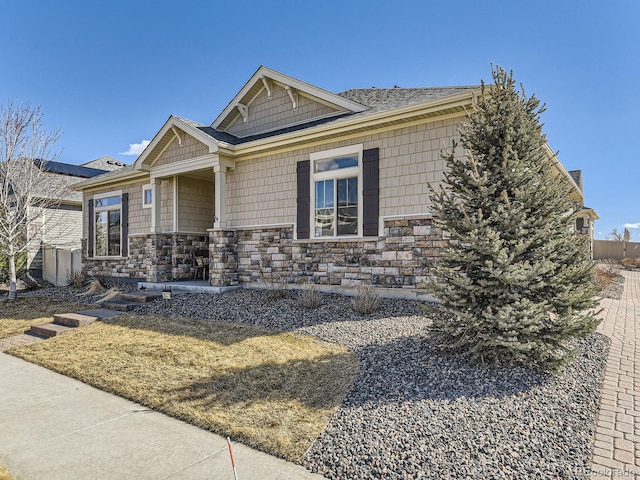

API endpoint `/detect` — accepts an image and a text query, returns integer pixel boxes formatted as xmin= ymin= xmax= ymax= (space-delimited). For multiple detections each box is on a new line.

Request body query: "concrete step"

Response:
xmin=29 ymin=323 xmax=74 ymax=338
xmin=119 ymin=292 xmax=161 ymax=303
xmin=54 ymin=312 xmax=98 ymax=328
xmin=100 ymin=300 xmax=140 ymax=312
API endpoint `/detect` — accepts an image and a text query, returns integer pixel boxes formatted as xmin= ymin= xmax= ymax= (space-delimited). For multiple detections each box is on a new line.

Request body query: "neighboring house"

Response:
xmin=73 ymin=66 xmax=595 ymax=291
xmin=568 ymin=169 xmax=599 ymax=245
xmin=26 ymin=157 xmax=125 ymax=277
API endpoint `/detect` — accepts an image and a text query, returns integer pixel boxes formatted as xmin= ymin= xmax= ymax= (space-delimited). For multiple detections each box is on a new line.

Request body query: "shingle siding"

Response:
xmin=154 ymin=135 xmax=209 ymax=167
xmin=226 ymin=115 xmax=464 ymax=227
xmin=177 ymin=177 xmax=214 ymax=232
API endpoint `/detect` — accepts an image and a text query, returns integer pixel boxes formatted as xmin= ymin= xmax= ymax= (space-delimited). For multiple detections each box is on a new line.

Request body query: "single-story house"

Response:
xmin=72 ymin=66 xmax=596 ymax=292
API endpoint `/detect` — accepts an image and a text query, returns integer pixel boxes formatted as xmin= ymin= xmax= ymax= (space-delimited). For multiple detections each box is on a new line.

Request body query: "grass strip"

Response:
xmin=0 ymin=465 xmax=16 ymax=480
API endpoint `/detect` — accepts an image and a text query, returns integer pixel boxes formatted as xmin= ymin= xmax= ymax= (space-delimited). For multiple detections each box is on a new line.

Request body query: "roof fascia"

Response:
xmin=211 ymin=66 xmax=368 ymax=130
xmin=544 ymin=144 xmax=582 ymax=197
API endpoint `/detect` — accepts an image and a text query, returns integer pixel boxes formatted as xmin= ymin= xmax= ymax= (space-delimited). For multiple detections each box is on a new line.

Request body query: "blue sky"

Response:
xmin=1 ymin=0 xmax=637 ymax=239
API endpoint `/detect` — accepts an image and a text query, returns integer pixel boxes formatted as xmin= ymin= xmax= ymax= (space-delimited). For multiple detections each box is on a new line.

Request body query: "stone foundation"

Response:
xmin=83 ymin=233 xmax=208 ymax=281
xmin=83 ymin=219 xmax=445 ymax=290
xmin=209 ymin=216 xmax=445 ymax=289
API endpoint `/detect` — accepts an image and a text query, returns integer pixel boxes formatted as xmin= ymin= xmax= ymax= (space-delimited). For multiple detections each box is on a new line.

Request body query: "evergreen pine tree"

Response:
xmin=429 ymin=66 xmax=600 ymax=371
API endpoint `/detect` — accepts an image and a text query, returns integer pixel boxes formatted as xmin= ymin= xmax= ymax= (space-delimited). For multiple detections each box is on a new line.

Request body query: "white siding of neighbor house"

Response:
xmin=42 ymin=207 xmax=83 ymax=249
xmin=225 ymin=116 xmax=464 ymax=227
xmin=225 ymin=84 xmax=341 ymax=138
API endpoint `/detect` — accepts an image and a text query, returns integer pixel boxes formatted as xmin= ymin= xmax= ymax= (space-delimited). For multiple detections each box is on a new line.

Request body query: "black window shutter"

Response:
xmin=87 ymin=199 xmax=94 ymax=257
xmin=362 ymin=148 xmax=380 ymax=236
xmin=296 ymin=160 xmax=311 ymax=239
xmin=121 ymin=193 xmax=129 ymax=257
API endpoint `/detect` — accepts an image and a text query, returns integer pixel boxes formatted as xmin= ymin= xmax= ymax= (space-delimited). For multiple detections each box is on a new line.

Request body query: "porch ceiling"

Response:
xmin=179 ymin=168 xmax=213 ymax=181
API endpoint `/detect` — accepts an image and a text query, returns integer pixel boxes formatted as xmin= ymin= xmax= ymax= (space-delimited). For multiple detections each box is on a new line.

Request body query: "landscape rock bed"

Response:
xmin=600 ymin=274 xmax=624 ymax=300
xmin=21 ymin=285 xmax=609 ymax=479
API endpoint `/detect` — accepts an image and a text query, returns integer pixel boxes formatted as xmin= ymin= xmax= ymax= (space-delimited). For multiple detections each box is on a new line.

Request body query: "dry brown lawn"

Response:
xmin=8 ymin=312 xmax=359 ymax=461
xmin=0 ymin=297 xmax=90 ymax=339
xmin=0 ymin=465 xmax=15 ymax=480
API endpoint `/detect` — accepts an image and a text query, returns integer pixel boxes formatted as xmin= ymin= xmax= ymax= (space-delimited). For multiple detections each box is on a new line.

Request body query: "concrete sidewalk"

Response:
xmin=591 ymin=269 xmax=640 ymax=479
xmin=0 ymin=353 xmax=324 ymax=480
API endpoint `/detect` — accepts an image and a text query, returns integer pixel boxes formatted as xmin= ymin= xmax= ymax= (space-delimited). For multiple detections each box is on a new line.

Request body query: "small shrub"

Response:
xmin=299 ymin=283 xmax=322 ymax=309
xmin=351 ymin=285 xmax=380 ymax=314
xmin=593 ymin=266 xmax=614 ymax=292
xmin=599 ymin=259 xmax=619 ymax=275
xmin=80 ymin=277 xmax=106 ymax=296
xmin=95 ymin=287 xmax=121 ymax=304
xmin=620 ymin=257 xmax=640 ymax=269
xmin=66 ymin=269 xmax=87 ymax=288
xmin=260 ymin=265 xmax=287 ymax=300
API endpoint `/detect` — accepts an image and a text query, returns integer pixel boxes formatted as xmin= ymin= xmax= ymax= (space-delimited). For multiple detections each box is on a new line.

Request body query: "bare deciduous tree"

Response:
xmin=606 ymin=229 xmax=625 ymax=241
xmin=0 ymin=100 xmax=67 ymax=300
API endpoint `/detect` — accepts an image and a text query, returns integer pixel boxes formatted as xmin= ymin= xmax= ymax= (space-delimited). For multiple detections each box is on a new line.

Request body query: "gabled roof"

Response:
xmin=211 ymin=66 xmax=368 ymax=133
xmin=82 ymin=156 xmax=127 ymax=171
xmin=76 ymin=67 xmax=483 ymax=190
xmin=133 ymin=115 xmax=230 ymax=169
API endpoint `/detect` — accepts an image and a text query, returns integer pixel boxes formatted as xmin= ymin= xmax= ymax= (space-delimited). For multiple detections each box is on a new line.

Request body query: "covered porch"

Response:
xmin=142 ymin=164 xmax=230 ymax=284
xmin=138 ymin=116 xmax=237 ymax=284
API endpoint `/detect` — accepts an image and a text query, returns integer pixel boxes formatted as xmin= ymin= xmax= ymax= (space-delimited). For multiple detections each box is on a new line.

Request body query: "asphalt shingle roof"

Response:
xmin=82 ymin=156 xmax=127 ymax=171
xmin=337 ymin=86 xmax=479 ymax=113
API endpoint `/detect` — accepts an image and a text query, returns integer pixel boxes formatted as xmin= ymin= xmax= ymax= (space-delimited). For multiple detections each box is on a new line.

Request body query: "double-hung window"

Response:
xmin=94 ymin=192 xmax=122 ymax=256
xmin=310 ymin=145 xmax=363 ymax=238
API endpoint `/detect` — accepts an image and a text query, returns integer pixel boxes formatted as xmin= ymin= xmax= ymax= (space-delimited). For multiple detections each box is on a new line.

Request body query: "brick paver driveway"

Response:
xmin=591 ymin=269 xmax=640 ymax=479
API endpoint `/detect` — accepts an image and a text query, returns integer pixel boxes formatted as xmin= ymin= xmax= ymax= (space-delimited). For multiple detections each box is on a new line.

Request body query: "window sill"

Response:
xmin=294 ymin=236 xmax=380 ymax=244
xmin=89 ymin=256 xmax=127 ymax=260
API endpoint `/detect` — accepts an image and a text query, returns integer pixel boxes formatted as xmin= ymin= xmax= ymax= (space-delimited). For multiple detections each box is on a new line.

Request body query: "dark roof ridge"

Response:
xmin=339 ymin=85 xmax=479 ymax=92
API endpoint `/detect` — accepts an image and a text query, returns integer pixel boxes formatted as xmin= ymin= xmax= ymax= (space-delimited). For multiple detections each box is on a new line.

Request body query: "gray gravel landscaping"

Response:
xmin=15 ymin=284 xmax=609 ymax=479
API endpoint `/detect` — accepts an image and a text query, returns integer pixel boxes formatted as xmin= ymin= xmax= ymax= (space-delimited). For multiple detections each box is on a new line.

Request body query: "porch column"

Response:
xmin=213 ymin=165 xmax=226 ymax=229
xmin=151 ymin=177 xmax=161 ymax=233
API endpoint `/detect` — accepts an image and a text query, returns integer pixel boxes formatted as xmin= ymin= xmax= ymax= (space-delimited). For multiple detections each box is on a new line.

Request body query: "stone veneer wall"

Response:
xmin=208 ymin=216 xmax=446 ymax=289
xmin=82 ymin=233 xmax=208 ymax=282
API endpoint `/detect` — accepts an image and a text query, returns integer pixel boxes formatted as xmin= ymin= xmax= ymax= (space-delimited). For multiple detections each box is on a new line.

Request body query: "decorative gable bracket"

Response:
xmin=236 ymin=103 xmax=249 ymax=124
xmin=260 ymin=75 xmax=272 ymax=99
xmin=171 ymin=126 xmax=183 ymax=146
xmin=211 ymin=66 xmax=369 ymax=132
xmin=284 ymin=85 xmax=298 ymax=110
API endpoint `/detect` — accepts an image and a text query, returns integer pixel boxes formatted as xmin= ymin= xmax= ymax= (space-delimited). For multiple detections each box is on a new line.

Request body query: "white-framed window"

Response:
xmin=310 ymin=145 xmax=363 ymax=238
xmin=142 ymin=184 xmax=152 ymax=209
xmin=94 ymin=191 xmax=122 ymax=257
